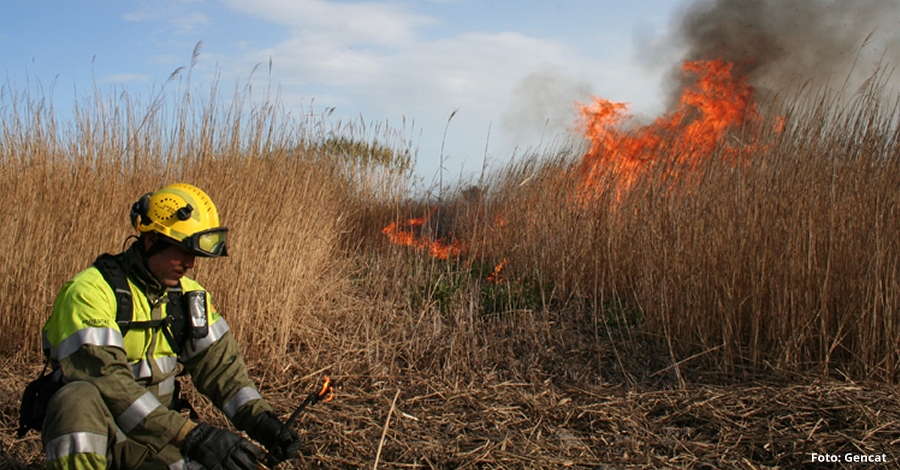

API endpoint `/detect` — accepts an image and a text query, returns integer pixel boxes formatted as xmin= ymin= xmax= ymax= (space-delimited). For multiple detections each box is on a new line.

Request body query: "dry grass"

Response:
xmin=3 ymin=356 xmax=898 ymax=469
xmin=1 ymin=67 xmax=898 ymax=468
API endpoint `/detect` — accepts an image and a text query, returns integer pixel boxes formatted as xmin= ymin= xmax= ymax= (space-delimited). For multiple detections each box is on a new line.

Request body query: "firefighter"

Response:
xmin=40 ymin=183 xmax=300 ymax=469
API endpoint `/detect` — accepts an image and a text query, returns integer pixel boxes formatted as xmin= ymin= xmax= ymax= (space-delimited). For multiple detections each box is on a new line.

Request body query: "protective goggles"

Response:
xmin=176 ymin=228 xmax=229 ymax=257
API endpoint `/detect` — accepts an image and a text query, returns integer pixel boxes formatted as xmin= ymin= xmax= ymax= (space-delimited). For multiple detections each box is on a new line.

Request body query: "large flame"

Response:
xmin=382 ymin=58 xmax=771 ymax=281
xmin=576 ymin=59 xmax=762 ymax=201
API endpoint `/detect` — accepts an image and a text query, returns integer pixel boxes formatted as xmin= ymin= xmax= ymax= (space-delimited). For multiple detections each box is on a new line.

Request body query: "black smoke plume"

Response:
xmin=664 ymin=0 xmax=899 ymax=104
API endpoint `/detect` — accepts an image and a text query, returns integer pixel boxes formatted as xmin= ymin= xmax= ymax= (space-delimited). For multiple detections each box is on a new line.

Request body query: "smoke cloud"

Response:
xmin=500 ymin=67 xmax=593 ymax=151
xmin=664 ymin=0 xmax=899 ymax=104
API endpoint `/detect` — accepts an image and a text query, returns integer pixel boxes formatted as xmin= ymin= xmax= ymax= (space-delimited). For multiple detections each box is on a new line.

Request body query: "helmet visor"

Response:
xmin=184 ymin=228 xmax=228 ymax=257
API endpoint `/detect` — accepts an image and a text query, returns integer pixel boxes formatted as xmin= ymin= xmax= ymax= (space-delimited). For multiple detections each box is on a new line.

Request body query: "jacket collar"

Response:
xmin=121 ymin=243 xmax=167 ymax=298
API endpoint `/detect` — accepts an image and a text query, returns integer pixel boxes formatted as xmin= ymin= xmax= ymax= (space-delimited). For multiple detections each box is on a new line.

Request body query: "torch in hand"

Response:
xmin=261 ymin=376 xmax=335 ymax=469
xmin=286 ymin=375 xmax=335 ymax=429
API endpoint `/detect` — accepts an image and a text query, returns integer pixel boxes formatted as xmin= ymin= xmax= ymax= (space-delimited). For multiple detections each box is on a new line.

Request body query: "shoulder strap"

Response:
xmin=93 ymin=254 xmax=136 ymax=335
xmin=92 ymin=253 xmax=188 ymax=352
xmin=164 ymin=287 xmax=186 ymax=355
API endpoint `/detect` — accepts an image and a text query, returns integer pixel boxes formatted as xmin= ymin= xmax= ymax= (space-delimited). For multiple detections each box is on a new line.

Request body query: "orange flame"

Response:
xmin=381 ymin=212 xmax=511 ymax=284
xmin=576 ymin=59 xmax=763 ymax=202
xmin=318 ymin=375 xmax=334 ymax=403
xmin=486 ymin=258 xmax=508 ymax=284
xmin=381 ymin=209 xmax=464 ymax=260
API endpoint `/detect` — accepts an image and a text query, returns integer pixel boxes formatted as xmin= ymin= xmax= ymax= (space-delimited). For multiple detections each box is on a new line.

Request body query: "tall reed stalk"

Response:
xmin=1 ymin=70 xmax=896 ymax=385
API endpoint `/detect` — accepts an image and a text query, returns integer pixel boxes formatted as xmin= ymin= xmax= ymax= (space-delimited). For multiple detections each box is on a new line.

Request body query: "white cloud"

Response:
xmin=228 ymin=21 xmax=577 ymax=117
xmin=124 ymin=1 xmax=210 ymax=34
xmin=211 ymin=0 xmax=663 ymax=178
xmin=221 ymin=0 xmax=434 ymax=47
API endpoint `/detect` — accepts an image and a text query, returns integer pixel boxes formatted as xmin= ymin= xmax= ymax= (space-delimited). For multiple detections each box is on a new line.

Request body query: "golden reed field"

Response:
xmin=1 ymin=64 xmax=898 ymax=468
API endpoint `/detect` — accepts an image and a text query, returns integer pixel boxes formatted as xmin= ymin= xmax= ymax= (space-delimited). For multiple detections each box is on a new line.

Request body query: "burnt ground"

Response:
xmin=2 ymin=356 xmax=898 ymax=469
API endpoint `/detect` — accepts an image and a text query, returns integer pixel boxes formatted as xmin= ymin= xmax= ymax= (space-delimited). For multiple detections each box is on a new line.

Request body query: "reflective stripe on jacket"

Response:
xmin=41 ymin=249 xmax=272 ymax=451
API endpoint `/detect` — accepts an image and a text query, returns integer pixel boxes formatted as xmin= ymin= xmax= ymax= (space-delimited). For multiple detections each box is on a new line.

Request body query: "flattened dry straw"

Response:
xmin=2 ymin=351 xmax=898 ymax=468
xmin=47 ymin=359 xmax=887 ymax=469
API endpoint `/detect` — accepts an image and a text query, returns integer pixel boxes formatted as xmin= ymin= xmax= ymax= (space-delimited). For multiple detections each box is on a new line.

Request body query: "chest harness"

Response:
xmin=93 ymin=253 xmax=208 ymax=354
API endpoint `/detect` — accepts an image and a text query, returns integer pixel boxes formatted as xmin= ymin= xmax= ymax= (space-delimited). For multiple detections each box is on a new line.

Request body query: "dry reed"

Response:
xmin=1 ymin=67 xmax=898 ymax=468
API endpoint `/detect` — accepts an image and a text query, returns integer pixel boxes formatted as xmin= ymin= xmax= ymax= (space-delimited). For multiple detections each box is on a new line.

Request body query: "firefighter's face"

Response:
xmin=145 ymin=235 xmax=196 ymax=287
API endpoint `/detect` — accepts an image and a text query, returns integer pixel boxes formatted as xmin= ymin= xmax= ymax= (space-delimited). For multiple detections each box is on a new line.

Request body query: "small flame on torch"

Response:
xmin=319 ymin=375 xmax=335 ymax=403
xmin=285 ymin=375 xmax=336 ymax=429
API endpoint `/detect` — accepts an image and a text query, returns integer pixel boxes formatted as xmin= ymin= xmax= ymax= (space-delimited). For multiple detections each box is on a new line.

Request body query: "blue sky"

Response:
xmin=3 ymin=0 xmax=694 ymax=183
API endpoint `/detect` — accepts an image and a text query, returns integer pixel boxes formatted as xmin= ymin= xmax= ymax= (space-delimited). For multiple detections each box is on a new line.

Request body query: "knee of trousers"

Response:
xmin=43 ymin=381 xmax=118 ymax=443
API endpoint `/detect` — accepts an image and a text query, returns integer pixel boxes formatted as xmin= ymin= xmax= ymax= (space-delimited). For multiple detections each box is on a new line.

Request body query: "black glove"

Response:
xmin=181 ymin=423 xmax=265 ymax=470
xmin=250 ymin=411 xmax=302 ymax=464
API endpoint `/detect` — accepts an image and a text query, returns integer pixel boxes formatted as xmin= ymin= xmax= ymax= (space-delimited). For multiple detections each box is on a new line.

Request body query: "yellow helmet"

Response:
xmin=130 ymin=183 xmax=228 ymax=257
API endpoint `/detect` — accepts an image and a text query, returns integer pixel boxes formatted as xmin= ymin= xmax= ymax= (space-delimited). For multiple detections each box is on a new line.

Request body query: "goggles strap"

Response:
xmin=145 ymin=236 xmax=174 ymax=259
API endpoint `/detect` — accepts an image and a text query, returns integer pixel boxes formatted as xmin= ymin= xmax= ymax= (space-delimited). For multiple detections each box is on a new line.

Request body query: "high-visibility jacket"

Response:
xmin=41 ymin=246 xmax=271 ymax=461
